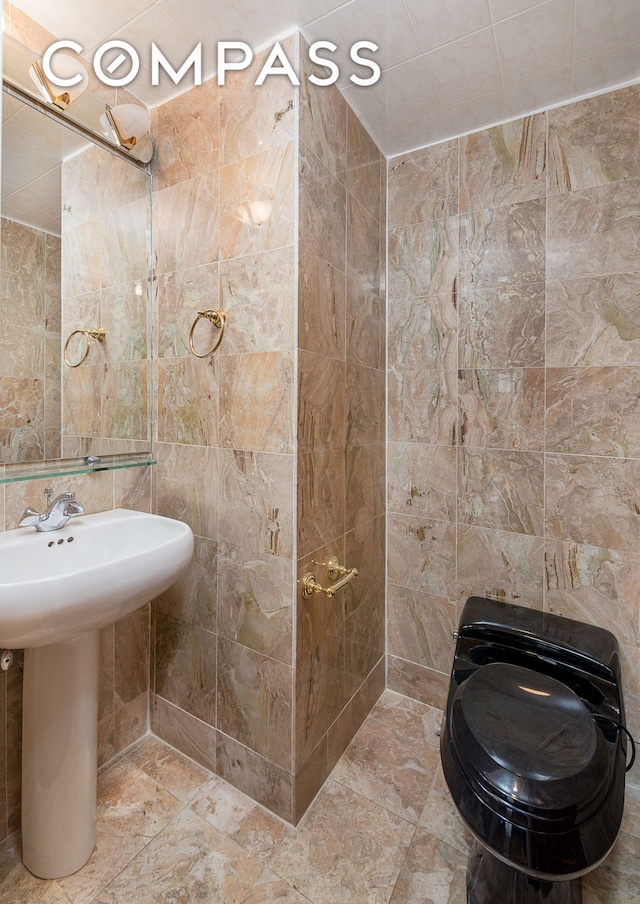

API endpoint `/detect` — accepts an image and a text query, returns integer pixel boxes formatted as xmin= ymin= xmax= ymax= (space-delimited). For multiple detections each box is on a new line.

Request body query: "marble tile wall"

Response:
xmin=295 ymin=37 xmax=386 ymax=820
xmin=387 ymin=85 xmax=640 ymax=748
xmin=150 ymin=36 xmax=298 ymax=821
xmin=0 ymin=220 xmax=60 ymax=462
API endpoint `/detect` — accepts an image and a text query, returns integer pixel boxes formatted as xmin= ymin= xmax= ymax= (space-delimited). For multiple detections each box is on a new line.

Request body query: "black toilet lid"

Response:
xmin=451 ymin=662 xmax=609 ymax=813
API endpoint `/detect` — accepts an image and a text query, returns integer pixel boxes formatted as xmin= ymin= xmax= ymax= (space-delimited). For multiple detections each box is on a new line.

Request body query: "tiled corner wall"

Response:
xmin=0 ymin=219 xmax=60 ymax=462
xmin=386 ymin=85 xmax=640 ymax=749
xmin=150 ymin=37 xmax=298 ymax=821
xmin=294 ymin=38 xmax=386 ymax=820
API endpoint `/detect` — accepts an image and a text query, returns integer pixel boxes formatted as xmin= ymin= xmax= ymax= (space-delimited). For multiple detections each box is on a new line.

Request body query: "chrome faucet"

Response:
xmin=19 ymin=490 xmax=85 ymax=532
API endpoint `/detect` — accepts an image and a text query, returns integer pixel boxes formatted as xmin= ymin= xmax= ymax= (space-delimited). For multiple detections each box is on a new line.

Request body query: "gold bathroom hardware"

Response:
xmin=189 ymin=309 xmax=226 ymax=358
xmin=64 ymin=329 xmax=106 ymax=367
xmin=301 ymin=557 xmax=358 ymax=599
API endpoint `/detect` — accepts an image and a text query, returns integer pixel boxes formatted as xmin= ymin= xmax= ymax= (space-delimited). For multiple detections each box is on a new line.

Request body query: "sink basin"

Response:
xmin=0 ymin=508 xmax=194 ymax=648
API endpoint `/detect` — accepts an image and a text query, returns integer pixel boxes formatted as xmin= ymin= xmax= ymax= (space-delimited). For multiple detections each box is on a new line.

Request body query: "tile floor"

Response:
xmin=0 ymin=689 xmax=638 ymax=903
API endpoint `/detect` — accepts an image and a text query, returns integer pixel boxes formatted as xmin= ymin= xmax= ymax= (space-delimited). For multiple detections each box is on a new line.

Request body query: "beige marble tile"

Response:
xmin=582 ymin=830 xmax=640 ymax=904
xmin=345 ymin=442 xmax=385 ymax=531
xmin=547 ymin=179 xmax=640 ymax=282
xmin=325 ymin=660 xmax=385 ymax=778
xmin=387 ymin=513 xmax=456 ymax=599
xmin=299 ymin=40 xmax=347 ymax=183
xmin=298 ymin=244 xmax=346 ymax=361
xmin=460 ymin=114 xmax=546 ymax=214
xmin=100 ymin=280 xmax=149 ymax=364
xmin=239 ymin=868 xmax=313 ymax=904
xmin=125 ymin=735 xmax=211 ymax=804
xmin=298 ymin=351 xmax=346 ymax=454
xmin=216 ymin=731 xmax=293 ymax=824
xmin=546 ymin=272 xmax=640 ymax=367
xmin=296 ymin=448 xmax=346 ymax=558
xmin=218 ymin=352 xmax=294 ymax=454
xmin=92 ymin=806 xmax=264 ymax=904
xmin=153 ymin=173 xmax=219 ymax=275
xmin=347 ymin=277 xmax=384 ymax=371
xmin=389 ymin=366 xmax=457 ymax=446
xmin=545 ymin=454 xmax=640 ymax=552
xmin=386 ymin=656 xmax=449 ymax=710
xmin=457 ymin=278 xmax=545 ymax=368
xmin=347 ymin=361 xmax=385 ymax=447
xmin=102 ymin=361 xmax=149 ymax=443
xmin=114 ymin=693 xmax=148 ymax=755
xmin=456 ymin=524 xmax=545 ymax=607
xmin=219 ymin=246 xmax=295 ymax=354
xmin=458 ymin=448 xmax=544 ymax=536
xmin=460 ymin=198 xmax=546 ymax=291
xmin=189 ymin=775 xmax=293 ymax=861
xmin=367 ymin=689 xmax=442 ymax=744
xmin=220 ymin=36 xmax=298 ymax=167
xmin=545 ymin=540 xmax=640 ymax=646
xmin=388 ymin=443 xmax=456 ymax=523
xmin=389 ymin=830 xmax=467 ymax=904
xmin=96 ymin=758 xmax=183 ymax=839
xmin=114 ymin=607 xmax=149 ymax=708
xmin=299 ymin=140 xmax=346 ymax=274
xmin=62 ymin=363 xmax=103 ymax=438
xmin=217 ymin=637 xmax=292 ymax=771
xmin=220 ymin=142 xmax=296 ymax=260
xmin=154 ymin=441 xmax=218 ymax=540
xmin=217 ymin=541 xmax=293 ymax=665
xmin=154 ymin=614 xmax=216 ymax=726
xmin=548 ymin=86 xmax=640 ymax=194
xmin=154 ymin=534 xmax=217 ymax=630
xmin=389 ymin=289 xmax=457 ymax=373
xmin=269 ymin=780 xmax=415 ymax=904
xmin=155 ymin=263 xmax=219 ymax=359
xmin=388 ymin=140 xmax=458 ymax=227
xmin=154 ymin=77 xmax=219 ymax=191
xmin=347 ymin=194 xmax=381 ymax=296
xmin=387 ymin=584 xmax=457 ymax=674
xmin=152 ymin=695 xmax=217 ymax=775
xmin=62 ymin=218 xmax=102 ymax=297
xmin=56 ymin=831 xmax=149 ymax=904
xmin=101 ymin=198 xmax=150 ymax=291
xmin=388 ymin=217 xmax=459 ymax=300
xmin=0 ymin=844 xmax=74 ymax=903
xmin=331 ymin=711 xmax=440 ymax=824
xmin=156 ymin=355 xmax=218 ymax=447
xmin=418 ymin=763 xmax=473 ymax=856
xmin=459 ymin=368 xmax=545 ymax=451
xmin=218 ymin=448 xmax=294 ymax=560
xmin=546 ymin=367 xmax=640 ymax=457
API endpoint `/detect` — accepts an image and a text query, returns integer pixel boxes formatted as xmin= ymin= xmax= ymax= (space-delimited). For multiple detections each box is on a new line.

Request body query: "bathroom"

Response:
xmin=0 ymin=0 xmax=638 ymax=900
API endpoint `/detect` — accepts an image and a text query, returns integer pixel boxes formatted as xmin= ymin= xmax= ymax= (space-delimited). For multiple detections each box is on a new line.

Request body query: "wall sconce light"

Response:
xmin=99 ymin=104 xmax=151 ymax=152
xmin=237 ymin=186 xmax=273 ymax=228
xmin=28 ymin=54 xmax=88 ymax=110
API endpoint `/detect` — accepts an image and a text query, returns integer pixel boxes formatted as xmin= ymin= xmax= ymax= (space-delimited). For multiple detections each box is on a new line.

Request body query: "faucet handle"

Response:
xmin=19 ymin=507 xmax=43 ymax=527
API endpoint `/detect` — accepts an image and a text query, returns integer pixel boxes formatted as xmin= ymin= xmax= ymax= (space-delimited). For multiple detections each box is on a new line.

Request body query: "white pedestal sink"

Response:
xmin=0 ymin=508 xmax=194 ymax=879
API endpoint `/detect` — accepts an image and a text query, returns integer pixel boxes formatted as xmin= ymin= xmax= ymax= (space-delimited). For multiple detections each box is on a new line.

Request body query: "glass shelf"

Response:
xmin=0 ymin=454 xmax=156 ymax=485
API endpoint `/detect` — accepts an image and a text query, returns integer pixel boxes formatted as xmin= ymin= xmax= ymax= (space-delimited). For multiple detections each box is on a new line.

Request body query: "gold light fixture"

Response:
xmin=99 ymin=103 xmax=151 ymax=152
xmin=28 ymin=54 xmax=88 ymax=110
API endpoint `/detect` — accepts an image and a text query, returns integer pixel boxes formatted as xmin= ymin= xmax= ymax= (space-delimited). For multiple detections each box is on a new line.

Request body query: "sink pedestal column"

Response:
xmin=22 ymin=630 xmax=100 ymax=879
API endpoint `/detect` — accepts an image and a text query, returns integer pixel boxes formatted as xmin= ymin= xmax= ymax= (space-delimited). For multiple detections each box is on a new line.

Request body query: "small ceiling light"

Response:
xmin=100 ymin=104 xmax=151 ymax=152
xmin=28 ymin=54 xmax=89 ymax=110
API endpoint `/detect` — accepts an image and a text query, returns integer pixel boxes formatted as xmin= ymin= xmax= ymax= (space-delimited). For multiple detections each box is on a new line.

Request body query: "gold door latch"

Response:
xmin=301 ymin=557 xmax=358 ymax=599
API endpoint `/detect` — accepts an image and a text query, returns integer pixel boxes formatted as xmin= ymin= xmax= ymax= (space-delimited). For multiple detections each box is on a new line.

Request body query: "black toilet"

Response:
xmin=440 ymin=597 xmax=633 ymax=904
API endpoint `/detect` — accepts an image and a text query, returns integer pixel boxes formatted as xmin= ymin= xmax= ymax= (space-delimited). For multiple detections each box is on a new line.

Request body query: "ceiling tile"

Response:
xmin=490 ymin=0 xmax=550 ymax=20
xmin=385 ymin=106 xmax=463 ymax=156
xmin=495 ymin=0 xmax=574 ymax=84
xmin=12 ymin=0 xmax=156 ymax=54
xmin=425 ymin=26 xmax=503 ymax=106
xmin=403 ymin=0 xmax=492 ymax=54
xmin=96 ymin=6 xmax=195 ymax=67
xmin=503 ymin=65 xmax=573 ymax=115
xmin=317 ymin=0 xmax=423 ymax=71
xmin=572 ymin=38 xmax=640 ymax=96
xmin=370 ymin=56 xmax=440 ymax=126
xmin=452 ymin=87 xmax=509 ymax=134
xmin=158 ymin=0 xmax=264 ymax=47
xmin=574 ymin=0 xmax=640 ymax=59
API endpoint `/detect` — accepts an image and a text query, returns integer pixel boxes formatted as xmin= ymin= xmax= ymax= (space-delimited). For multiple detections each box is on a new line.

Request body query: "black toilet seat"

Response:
xmin=450 ymin=662 xmax=610 ymax=818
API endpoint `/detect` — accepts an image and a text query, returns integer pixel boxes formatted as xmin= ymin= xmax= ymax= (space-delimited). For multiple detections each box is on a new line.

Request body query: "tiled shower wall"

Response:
xmin=295 ymin=40 xmax=386 ymax=819
xmin=0 ymin=219 xmax=60 ymax=462
xmin=150 ymin=38 xmax=298 ymax=820
xmin=386 ymin=84 xmax=640 ymax=748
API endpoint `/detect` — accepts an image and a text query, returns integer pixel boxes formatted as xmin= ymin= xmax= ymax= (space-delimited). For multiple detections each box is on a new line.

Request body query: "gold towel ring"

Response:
xmin=189 ymin=309 xmax=226 ymax=358
xmin=64 ymin=328 xmax=106 ymax=367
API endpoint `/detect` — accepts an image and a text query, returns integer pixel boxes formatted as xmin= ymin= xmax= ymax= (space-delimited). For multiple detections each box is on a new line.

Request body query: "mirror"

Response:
xmin=0 ymin=83 xmax=152 ymax=472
